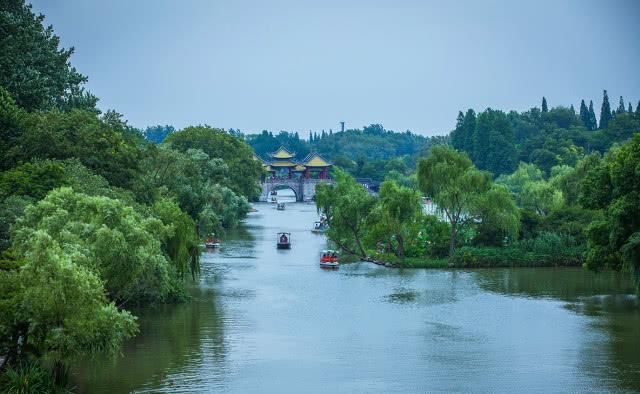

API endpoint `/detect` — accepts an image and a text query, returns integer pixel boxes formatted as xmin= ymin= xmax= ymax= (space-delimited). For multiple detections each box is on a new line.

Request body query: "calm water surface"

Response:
xmin=74 ymin=194 xmax=640 ymax=393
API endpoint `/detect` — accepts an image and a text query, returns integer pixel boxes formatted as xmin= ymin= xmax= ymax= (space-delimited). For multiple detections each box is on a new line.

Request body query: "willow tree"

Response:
xmin=0 ymin=231 xmax=137 ymax=376
xmin=369 ymin=181 xmax=422 ymax=259
xmin=315 ymin=168 xmax=376 ymax=257
xmin=417 ymin=146 xmax=491 ymax=255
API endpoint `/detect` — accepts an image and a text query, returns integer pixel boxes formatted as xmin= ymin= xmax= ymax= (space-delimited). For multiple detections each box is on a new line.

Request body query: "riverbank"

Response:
xmin=348 ymin=244 xmax=584 ymax=270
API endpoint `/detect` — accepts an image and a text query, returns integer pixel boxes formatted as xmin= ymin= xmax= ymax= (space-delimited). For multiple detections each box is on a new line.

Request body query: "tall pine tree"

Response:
xmin=579 ymin=99 xmax=590 ymax=127
xmin=600 ymin=90 xmax=612 ymax=129
xmin=636 ymin=100 xmax=640 ymax=115
xmin=629 ymin=103 xmax=633 ymax=113
xmin=617 ymin=96 xmax=625 ymax=114
xmin=463 ymin=109 xmax=476 ymax=155
xmin=588 ymin=100 xmax=597 ymax=131
xmin=541 ymin=97 xmax=548 ymax=113
xmin=450 ymin=111 xmax=466 ymax=151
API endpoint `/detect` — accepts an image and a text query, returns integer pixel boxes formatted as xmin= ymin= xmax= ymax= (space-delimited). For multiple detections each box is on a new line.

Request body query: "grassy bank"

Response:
xmin=449 ymin=245 xmax=585 ymax=268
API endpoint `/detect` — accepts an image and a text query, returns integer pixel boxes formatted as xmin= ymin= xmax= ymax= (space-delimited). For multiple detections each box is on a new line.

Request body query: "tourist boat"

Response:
xmin=277 ymin=202 xmax=286 ymax=210
xmin=320 ymin=250 xmax=339 ymax=268
xmin=277 ymin=232 xmax=291 ymax=249
xmin=205 ymin=234 xmax=220 ymax=248
xmin=311 ymin=221 xmax=327 ymax=233
xmin=271 ymin=196 xmax=277 ymax=204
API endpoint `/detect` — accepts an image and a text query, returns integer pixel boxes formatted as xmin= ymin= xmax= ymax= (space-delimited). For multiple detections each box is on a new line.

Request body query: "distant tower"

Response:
xmin=340 ymin=121 xmax=345 ymax=132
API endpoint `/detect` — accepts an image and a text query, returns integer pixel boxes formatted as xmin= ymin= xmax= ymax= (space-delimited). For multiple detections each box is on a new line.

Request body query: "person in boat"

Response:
xmin=280 ymin=234 xmax=288 ymax=243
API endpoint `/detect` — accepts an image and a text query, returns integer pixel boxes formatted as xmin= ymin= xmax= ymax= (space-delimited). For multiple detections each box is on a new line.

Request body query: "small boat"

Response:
xmin=271 ymin=196 xmax=277 ymax=204
xmin=320 ymin=250 xmax=339 ymax=268
xmin=277 ymin=202 xmax=286 ymax=210
xmin=311 ymin=221 xmax=328 ymax=233
xmin=205 ymin=234 xmax=220 ymax=248
xmin=277 ymin=232 xmax=291 ymax=249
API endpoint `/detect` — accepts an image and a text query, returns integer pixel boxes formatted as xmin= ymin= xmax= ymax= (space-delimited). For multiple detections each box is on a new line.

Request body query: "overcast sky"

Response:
xmin=30 ymin=0 xmax=640 ymax=136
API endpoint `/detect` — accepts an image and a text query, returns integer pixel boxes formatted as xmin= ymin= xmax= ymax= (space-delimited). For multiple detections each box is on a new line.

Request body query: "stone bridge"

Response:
xmin=259 ymin=178 xmax=333 ymax=202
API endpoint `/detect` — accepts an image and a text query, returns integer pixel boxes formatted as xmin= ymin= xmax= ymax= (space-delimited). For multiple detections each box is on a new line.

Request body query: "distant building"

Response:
xmin=257 ymin=146 xmax=332 ymax=180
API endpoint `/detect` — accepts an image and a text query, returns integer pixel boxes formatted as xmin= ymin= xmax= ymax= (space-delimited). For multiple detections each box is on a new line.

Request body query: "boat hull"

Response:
xmin=205 ymin=243 xmax=220 ymax=248
xmin=320 ymin=262 xmax=339 ymax=268
xmin=277 ymin=243 xmax=291 ymax=249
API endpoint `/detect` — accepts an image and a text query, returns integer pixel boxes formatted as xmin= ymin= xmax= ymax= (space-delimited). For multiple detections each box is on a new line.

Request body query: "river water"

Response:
xmin=73 ymin=194 xmax=640 ymax=393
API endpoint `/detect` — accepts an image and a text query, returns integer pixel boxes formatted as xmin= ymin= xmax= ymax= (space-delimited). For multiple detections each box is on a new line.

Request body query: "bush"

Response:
xmin=0 ymin=360 xmax=73 ymax=394
xmin=451 ymin=232 xmax=584 ymax=268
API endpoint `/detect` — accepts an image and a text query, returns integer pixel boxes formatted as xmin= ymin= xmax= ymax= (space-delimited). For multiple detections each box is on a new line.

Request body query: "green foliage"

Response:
xmin=496 ymin=162 xmax=544 ymax=201
xmin=473 ymin=185 xmax=520 ymax=246
xmin=0 ymin=160 xmax=66 ymax=200
xmin=364 ymin=181 xmax=422 ymax=259
xmin=8 ymin=110 xmax=143 ymax=189
xmin=143 ymin=125 xmax=175 ymax=144
xmin=417 ymin=145 xmax=491 ymax=254
xmin=599 ymin=89 xmax=612 ymax=129
xmin=0 ymin=86 xmax=27 ymax=170
xmin=580 ymin=134 xmax=640 ymax=291
xmin=316 ymin=168 xmax=376 ymax=257
xmin=0 ymin=195 xmax=32 ymax=253
xmin=0 ymin=0 xmax=97 ymax=112
xmin=12 ymin=188 xmax=179 ymax=304
xmin=452 ymin=232 xmax=584 ymax=268
xmin=152 ymin=198 xmax=200 ymax=280
xmin=165 ymin=126 xmax=262 ymax=199
xmin=520 ymin=180 xmax=564 ymax=216
xmin=0 ymin=231 xmax=137 ymax=375
xmin=0 ymin=360 xmax=65 ymax=393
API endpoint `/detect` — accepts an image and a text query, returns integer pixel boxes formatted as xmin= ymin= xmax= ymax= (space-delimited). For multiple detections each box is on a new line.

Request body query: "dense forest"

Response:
xmin=318 ymin=98 xmax=640 ymax=296
xmin=0 ymin=1 xmax=262 ymax=391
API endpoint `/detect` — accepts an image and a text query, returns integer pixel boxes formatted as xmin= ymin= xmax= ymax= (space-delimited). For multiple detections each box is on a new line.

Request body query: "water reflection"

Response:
xmin=73 ymin=201 xmax=640 ymax=393
xmin=73 ymin=287 xmax=226 ymax=393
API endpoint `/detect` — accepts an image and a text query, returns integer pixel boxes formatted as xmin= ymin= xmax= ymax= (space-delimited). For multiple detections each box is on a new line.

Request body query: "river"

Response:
xmin=73 ymin=193 xmax=640 ymax=393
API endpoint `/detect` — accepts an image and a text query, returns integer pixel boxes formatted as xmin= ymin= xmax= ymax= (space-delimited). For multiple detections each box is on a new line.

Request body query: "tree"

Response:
xmin=473 ymin=185 xmax=520 ymax=246
xmin=144 ymin=125 xmax=175 ymax=144
xmin=581 ymin=134 xmax=640 ymax=292
xmin=315 ymin=169 xmax=376 ymax=257
xmin=417 ymin=146 xmax=491 ymax=255
xmin=0 ymin=0 xmax=97 ymax=111
xmin=369 ymin=181 xmax=422 ymax=259
xmin=616 ymin=96 xmax=626 ymax=114
xmin=165 ymin=126 xmax=263 ymax=199
xmin=0 ymin=231 xmax=137 ymax=375
xmin=600 ymin=90 xmax=612 ymax=129
xmin=12 ymin=188 xmax=181 ymax=305
xmin=520 ymin=181 xmax=564 ymax=216
xmin=629 ymin=103 xmax=633 ymax=114
xmin=473 ymin=109 xmax=516 ymax=175
xmin=541 ymin=97 xmax=548 ymax=113
xmin=588 ymin=100 xmax=597 ymax=131
xmin=8 ymin=109 xmax=143 ymax=189
xmin=636 ymin=101 xmax=640 ymax=116
xmin=450 ymin=111 xmax=466 ymax=151
xmin=579 ymin=100 xmax=589 ymax=127
xmin=496 ymin=162 xmax=544 ymax=201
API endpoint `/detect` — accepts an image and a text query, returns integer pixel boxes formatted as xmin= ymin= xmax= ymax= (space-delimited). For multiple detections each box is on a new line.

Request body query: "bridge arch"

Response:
xmin=270 ymin=184 xmax=299 ymax=201
xmin=259 ymin=178 xmax=333 ymax=203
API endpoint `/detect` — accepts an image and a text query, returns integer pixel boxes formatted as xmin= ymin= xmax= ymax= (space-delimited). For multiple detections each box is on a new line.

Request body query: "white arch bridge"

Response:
xmin=259 ymin=178 xmax=333 ymax=202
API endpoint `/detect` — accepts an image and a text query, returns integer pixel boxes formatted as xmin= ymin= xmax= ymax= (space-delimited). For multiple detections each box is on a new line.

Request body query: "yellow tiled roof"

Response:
xmin=271 ymin=147 xmax=294 ymax=159
xmin=304 ymin=154 xmax=331 ymax=167
xmin=294 ymin=165 xmax=306 ymax=171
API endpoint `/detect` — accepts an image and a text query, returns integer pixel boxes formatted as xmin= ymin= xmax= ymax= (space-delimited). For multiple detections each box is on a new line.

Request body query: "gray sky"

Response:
xmin=30 ymin=0 xmax=640 ymax=136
